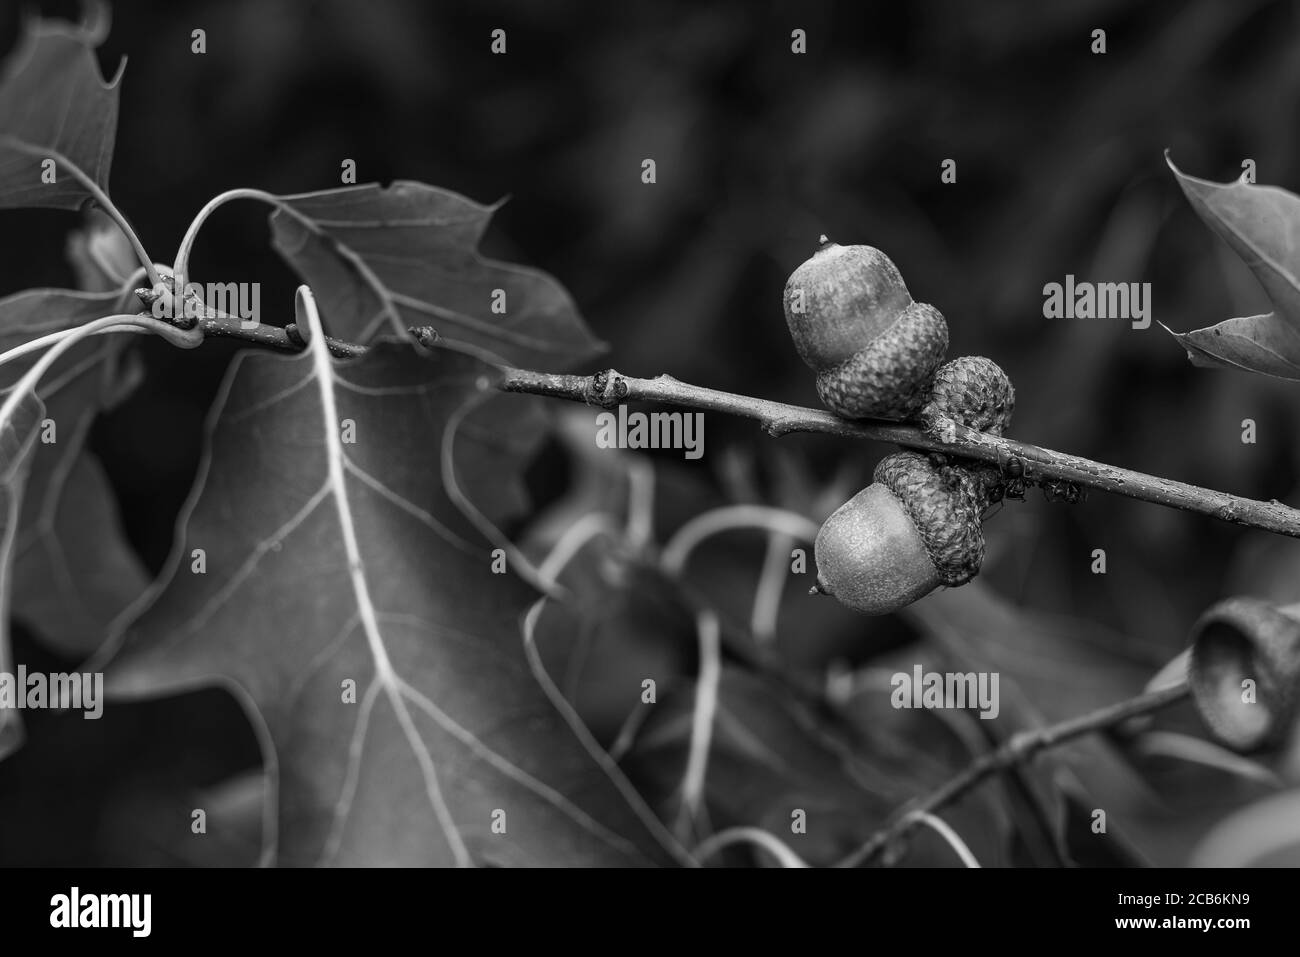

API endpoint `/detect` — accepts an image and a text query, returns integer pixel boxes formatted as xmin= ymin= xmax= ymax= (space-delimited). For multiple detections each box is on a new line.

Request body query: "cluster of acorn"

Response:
xmin=782 ymin=237 xmax=1015 ymax=616
xmin=784 ymin=239 xmax=1300 ymax=757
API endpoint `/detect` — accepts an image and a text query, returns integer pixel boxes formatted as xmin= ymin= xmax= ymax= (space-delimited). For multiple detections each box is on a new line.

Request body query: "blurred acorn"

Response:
xmin=1189 ymin=597 xmax=1300 ymax=751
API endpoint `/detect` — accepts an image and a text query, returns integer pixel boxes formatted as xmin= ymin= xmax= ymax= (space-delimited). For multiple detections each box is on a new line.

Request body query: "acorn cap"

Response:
xmin=783 ymin=241 xmax=913 ymax=370
xmin=1189 ymin=597 xmax=1300 ymax=751
xmin=874 ymin=451 xmax=986 ymax=586
xmin=921 ymin=356 xmax=1015 ymax=435
xmin=816 ymin=301 xmax=949 ymax=420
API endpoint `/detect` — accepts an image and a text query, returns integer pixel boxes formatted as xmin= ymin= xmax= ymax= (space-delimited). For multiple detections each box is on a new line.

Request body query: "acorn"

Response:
xmin=921 ymin=355 xmax=1016 ymax=441
xmin=783 ymin=237 xmax=949 ymax=421
xmin=813 ymin=451 xmax=987 ymax=615
xmin=1189 ymin=597 xmax=1300 ymax=751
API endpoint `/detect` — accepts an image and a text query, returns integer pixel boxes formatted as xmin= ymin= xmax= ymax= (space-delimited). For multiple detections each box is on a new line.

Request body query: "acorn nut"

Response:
xmin=813 ymin=451 xmax=987 ymax=615
xmin=783 ymin=237 xmax=949 ymax=421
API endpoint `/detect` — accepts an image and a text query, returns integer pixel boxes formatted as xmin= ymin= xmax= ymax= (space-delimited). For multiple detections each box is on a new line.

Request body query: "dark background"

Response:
xmin=2 ymin=0 xmax=1300 ymax=865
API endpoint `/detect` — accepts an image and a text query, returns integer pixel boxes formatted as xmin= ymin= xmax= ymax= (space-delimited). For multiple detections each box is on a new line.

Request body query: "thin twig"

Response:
xmin=496 ymin=367 xmax=1300 ymax=539
xmin=836 ymin=680 xmax=1191 ymax=868
xmin=154 ymin=312 xmax=1300 ymax=539
xmin=189 ymin=313 xmax=366 ymax=359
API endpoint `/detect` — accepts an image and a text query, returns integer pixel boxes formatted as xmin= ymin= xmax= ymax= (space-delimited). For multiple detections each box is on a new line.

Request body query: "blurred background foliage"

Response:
xmin=2 ymin=0 xmax=1300 ymax=865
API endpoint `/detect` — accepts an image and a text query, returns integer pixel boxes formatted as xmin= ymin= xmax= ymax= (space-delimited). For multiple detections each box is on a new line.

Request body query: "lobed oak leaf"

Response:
xmin=105 ymin=335 xmax=676 ymax=866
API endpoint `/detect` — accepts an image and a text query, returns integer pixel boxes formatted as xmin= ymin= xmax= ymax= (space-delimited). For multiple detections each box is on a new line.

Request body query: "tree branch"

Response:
xmin=837 ymin=681 xmax=1191 ymax=868
xmin=185 ymin=313 xmax=368 ymax=359
xmin=497 ymin=366 xmax=1300 ymax=539
xmin=167 ymin=312 xmax=1300 ymax=539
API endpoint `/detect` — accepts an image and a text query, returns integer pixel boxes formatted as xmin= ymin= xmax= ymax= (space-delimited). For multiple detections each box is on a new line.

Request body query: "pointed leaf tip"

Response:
xmin=266 ymin=182 xmax=602 ymax=366
xmin=0 ymin=5 xmax=122 ymax=210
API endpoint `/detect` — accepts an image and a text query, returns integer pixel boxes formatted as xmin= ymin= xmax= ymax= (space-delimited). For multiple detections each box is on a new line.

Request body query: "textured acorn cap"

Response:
xmin=816 ymin=301 xmax=949 ymax=420
xmin=874 ymin=451 xmax=986 ymax=586
xmin=783 ymin=240 xmax=913 ymax=370
xmin=1189 ymin=597 xmax=1300 ymax=751
xmin=922 ymin=356 xmax=1016 ymax=435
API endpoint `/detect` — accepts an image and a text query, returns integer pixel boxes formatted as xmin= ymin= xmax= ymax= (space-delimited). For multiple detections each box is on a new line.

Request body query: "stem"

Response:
xmin=173 ymin=188 xmax=278 ymax=291
xmin=0 ymin=137 xmax=161 ymax=288
xmin=660 ymin=505 xmax=821 ymax=575
xmin=752 ymin=531 xmax=796 ymax=645
xmin=172 ymin=187 xmax=405 ymax=340
xmin=836 ymin=680 xmax=1191 ymax=867
xmin=692 ymin=826 xmax=811 ymax=868
xmin=0 ymin=314 xmax=165 ymax=428
xmin=534 ymin=512 xmax=619 ymax=584
xmin=152 ymin=310 xmax=1300 ymax=539
xmin=0 ymin=314 xmax=201 ymax=370
xmin=901 ymin=811 xmax=982 ymax=868
xmin=674 ymin=608 xmax=722 ymax=842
